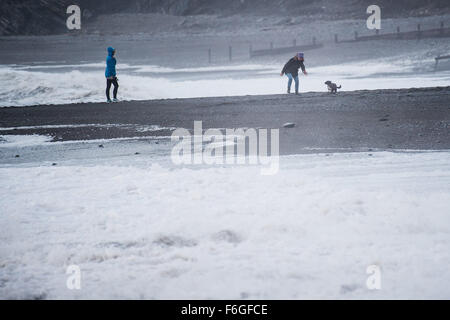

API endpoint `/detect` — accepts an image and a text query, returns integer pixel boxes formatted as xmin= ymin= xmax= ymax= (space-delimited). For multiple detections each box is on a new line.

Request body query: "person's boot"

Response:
xmin=113 ymin=98 xmax=119 ymax=102
xmin=287 ymin=88 xmax=290 ymax=94
xmin=107 ymin=99 xmax=112 ymax=103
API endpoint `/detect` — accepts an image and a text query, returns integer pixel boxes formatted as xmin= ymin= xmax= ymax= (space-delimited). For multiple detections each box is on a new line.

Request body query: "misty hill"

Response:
xmin=1 ymin=0 xmax=449 ymax=36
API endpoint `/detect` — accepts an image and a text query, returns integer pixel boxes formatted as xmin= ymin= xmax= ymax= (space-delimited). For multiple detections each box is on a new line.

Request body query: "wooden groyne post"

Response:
xmin=435 ymin=54 xmax=450 ymax=70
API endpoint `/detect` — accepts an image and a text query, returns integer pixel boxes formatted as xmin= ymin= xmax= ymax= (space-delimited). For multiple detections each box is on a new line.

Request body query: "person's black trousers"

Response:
xmin=106 ymin=77 xmax=119 ymax=100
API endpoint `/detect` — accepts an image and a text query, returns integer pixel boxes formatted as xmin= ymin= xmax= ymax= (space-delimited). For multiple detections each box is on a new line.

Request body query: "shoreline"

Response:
xmin=1 ymin=85 xmax=449 ymax=109
xmin=1 ymin=86 xmax=449 ymax=155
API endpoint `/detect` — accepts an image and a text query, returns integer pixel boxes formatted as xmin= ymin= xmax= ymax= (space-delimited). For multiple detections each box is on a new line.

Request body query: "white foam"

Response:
xmin=0 ymin=134 xmax=52 ymax=147
xmin=0 ymin=124 xmax=175 ymax=132
xmin=134 ymin=64 xmax=276 ymax=73
xmin=11 ymin=62 xmax=107 ymax=70
xmin=1 ymin=151 xmax=450 ymax=299
xmin=1 ymin=55 xmax=449 ymax=107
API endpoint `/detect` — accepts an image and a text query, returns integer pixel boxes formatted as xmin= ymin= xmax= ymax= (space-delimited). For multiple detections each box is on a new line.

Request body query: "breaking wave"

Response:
xmin=1 ymin=55 xmax=449 ymax=107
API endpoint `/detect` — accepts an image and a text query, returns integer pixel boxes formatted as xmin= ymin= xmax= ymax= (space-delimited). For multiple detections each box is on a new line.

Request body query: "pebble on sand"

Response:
xmin=283 ymin=122 xmax=296 ymax=128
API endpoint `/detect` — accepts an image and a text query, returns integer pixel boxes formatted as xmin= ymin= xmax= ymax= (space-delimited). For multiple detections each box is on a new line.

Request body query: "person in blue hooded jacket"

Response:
xmin=105 ymin=47 xmax=119 ymax=102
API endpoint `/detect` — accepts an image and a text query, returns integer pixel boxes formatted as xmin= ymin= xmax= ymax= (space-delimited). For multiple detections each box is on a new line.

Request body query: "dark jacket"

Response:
xmin=105 ymin=47 xmax=117 ymax=78
xmin=281 ymin=58 xmax=305 ymax=77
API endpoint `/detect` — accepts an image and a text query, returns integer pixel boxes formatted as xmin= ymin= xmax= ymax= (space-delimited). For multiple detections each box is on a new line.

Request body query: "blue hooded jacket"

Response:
xmin=105 ymin=47 xmax=116 ymax=78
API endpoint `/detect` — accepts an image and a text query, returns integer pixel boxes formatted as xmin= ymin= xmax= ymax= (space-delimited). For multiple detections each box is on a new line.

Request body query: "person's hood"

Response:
xmin=107 ymin=47 xmax=115 ymax=56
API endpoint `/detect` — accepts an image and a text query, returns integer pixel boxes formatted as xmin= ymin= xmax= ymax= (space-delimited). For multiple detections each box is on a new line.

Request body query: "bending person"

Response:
xmin=280 ymin=52 xmax=307 ymax=95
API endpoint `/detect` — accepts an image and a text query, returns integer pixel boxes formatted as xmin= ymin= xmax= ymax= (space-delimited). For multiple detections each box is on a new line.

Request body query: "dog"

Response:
xmin=324 ymin=80 xmax=341 ymax=93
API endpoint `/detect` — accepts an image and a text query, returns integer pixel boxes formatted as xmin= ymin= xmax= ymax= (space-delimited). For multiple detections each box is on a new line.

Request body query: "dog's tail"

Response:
xmin=337 ymin=85 xmax=342 ymax=89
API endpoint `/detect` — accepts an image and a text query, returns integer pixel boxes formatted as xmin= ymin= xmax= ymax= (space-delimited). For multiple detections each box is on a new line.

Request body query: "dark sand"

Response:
xmin=1 ymin=86 xmax=449 ymax=155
